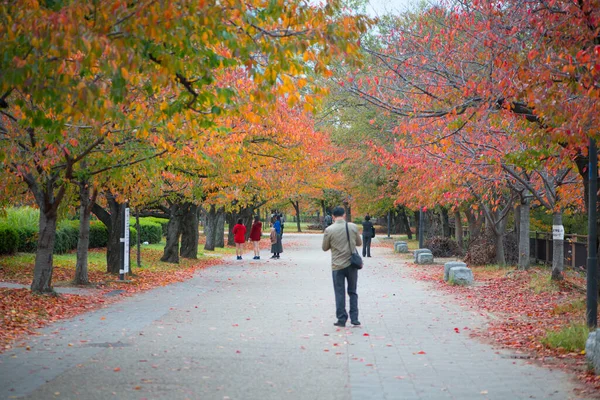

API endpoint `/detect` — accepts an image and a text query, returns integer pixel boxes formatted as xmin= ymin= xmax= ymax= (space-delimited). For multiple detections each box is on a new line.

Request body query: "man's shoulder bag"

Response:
xmin=345 ymin=222 xmax=363 ymax=269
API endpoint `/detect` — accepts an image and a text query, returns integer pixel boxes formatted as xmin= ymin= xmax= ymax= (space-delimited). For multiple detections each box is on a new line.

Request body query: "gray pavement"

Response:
xmin=0 ymin=234 xmax=593 ymax=400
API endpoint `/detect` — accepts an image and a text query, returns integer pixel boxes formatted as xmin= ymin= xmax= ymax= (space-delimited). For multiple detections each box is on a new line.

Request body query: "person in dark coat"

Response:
xmin=271 ymin=216 xmax=283 ymax=259
xmin=249 ymin=216 xmax=262 ymax=260
xmin=233 ymin=218 xmax=247 ymax=260
xmin=362 ymin=215 xmax=374 ymax=257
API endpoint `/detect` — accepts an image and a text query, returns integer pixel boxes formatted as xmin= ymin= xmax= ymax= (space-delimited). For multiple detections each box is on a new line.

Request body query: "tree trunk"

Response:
xmin=92 ymin=193 xmax=125 ymax=274
xmin=204 ymin=205 xmax=217 ymax=251
xmin=180 ymin=203 xmax=199 ymax=259
xmin=514 ymin=204 xmax=521 ymax=246
xmin=161 ymin=202 xmax=183 ymax=263
xmin=454 ymin=210 xmax=463 ymax=250
xmin=441 ymin=207 xmax=450 ymax=238
xmin=291 ymin=200 xmax=302 ymax=232
xmin=399 ymin=207 xmax=412 ymax=239
xmin=414 ymin=208 xmax=420 ymax=241
xmin=135 ymin=210 xmax=141 ymax=268
xmin=518 ymin=200 xmax=530 ymax=270
xmin=551 ymin=211 xmax=564 ymax=280
xmin=74 ymin=182 xmax=95 ymax=285
xmin=227 ymin=212 xmax=236 ymax=246
xmin=465 ymin=208 xmax=483 ymax=240
xmin=31 ymin=208 xmax=58 ymax=293
xmin=215 ymin=207 xmax=225 ymax=248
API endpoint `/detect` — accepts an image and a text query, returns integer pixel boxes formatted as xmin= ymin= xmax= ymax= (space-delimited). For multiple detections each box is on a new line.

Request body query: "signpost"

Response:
xmin=119 ymin=206 xmax=130 ymax=281
xmin=587 ymin=138 xmax=598 ymax=328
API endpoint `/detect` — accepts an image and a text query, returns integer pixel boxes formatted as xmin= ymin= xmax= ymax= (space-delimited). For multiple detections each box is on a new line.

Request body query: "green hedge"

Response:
xmin=0 ymin=224 xmax=19 ymax=255
xmin=89 ymin=221 xmax=109 ymax=248
xmin=136 ymin=220 xmax=162 ymax=244
xmin=141 ymin=217 xmax=169 ymax=237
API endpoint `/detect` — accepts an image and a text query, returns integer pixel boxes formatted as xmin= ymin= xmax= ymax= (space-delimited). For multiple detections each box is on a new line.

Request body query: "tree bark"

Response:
xmin=215 ymin=207 xmax=225 ymax=248
xmin=551 ymin=211 xmax=564 ymax=280
xmin=518 ymin=200 xmax=530 ymax=270
xmin=180 ymin=203 xmax=199 ymax=259
xmin=454 ymin=210 xmax=463 ymax=250
xmin=465 ymin=208 xmax=483 ymax=240
xmin=204 ymin=205 xmax=217 ymax=251
xmin=441 ymin=207 xmax=450 ymax=238
xmin=399 ymin=207 xmax=412 ymax=239
xmin=291 ymin=200 xmax=302 ymax=232
xmin=227 ymin=211 xmax=236 ymax=246
xmin=74 ymin=181 xmax=96 ymax=285
xmin=92 ymin=192 xmax=125 ymax=274
xmin=162 ymin=202 xmax=183 ymax=263
xmin=31 ymin=207 xmax=58 ymax=293
xmin=136 ymin=210 xmax=141 ymax=268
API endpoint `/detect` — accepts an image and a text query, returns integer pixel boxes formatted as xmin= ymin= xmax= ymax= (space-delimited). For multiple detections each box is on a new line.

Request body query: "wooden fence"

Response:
xmin=530 ymin=232 xmax=588 ymax=270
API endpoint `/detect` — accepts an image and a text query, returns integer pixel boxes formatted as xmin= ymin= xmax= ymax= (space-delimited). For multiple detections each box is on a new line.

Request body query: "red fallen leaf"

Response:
xmin=366 ymin=363 xmax=374 ymax=366
xmin=416 ymin=351 xmax=426 ymax=354
xmin=236 ymin=350 xmax=241 ymax=354
xmin=454 ymin=328 xmax=460 ymax=333
xmin=114 ymin=367 xmax=121 ymax=372
xmin=232 ymin=324 xmax=239 ymax=327
xmin=363 ymin=333 xmax=370 ymax=336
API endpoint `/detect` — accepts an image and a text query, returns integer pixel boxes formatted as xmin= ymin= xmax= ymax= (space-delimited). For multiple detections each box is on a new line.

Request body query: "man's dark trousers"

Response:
xmin=362 ymin=236 xmax=372 ymax=257
xmin=332 ymin=266 xmax=358 ymax=323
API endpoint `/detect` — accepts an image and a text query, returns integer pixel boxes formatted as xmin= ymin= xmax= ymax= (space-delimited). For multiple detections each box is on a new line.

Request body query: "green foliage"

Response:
xmin=141 ymin=217 xmax=168 ymax=237
xmin=53 ymin=221 xmax=79 ymax=254
xmin=89 ymin=221 xmax=109 ymax=248
xmin=541 ymin=323 xmax=589 ymax=352
xmin=0 ymin=224 xmax=19 ymax=254
xmin=136 ymin=220 xmax=162 ymax=244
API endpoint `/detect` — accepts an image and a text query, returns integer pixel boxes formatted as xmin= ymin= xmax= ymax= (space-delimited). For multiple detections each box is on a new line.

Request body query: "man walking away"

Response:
xmin=362 ymin=215 xmax=374 ymax=258
xmin=322 ymin=206 xmax=362 ymax=327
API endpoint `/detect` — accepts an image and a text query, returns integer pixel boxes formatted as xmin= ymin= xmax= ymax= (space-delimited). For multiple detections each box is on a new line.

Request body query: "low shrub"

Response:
xmin=16 ymin=226 xmax=38 ymax=253
xmin=0 ymin=224 xmax=19 ymax=254
xmin=541 ymin=323 xmax=589 ymax=352
xmin=89 ymin=221 xmax=108 ymax=248
xmin=141 ymin=217 xmax=168 ymax=237
xmin=54 ymin=221 xmax=79 ymax=254
xmin=424 ymin=236 xmax=462 ymax=257
xmin=136 ymin=220 xmax=162 ymax=244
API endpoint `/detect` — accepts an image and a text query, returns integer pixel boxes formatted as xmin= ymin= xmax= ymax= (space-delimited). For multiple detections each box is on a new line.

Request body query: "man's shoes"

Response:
xmin=270 ymin=255 xmax=277 ymax=259
xmin=367 ymin=255 xmax=371 ymax=258
xmin=257 ymin=256 xmax=260 ymax=260
xmin=333 ymin=321 xmax=346 ymax=327
xmin=351 ymin=321 xmax=361 ymax=326
xmin=237 ymin=256 xmax=242 ymax=260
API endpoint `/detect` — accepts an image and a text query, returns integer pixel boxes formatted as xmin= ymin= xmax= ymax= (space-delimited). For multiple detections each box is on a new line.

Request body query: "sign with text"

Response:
xmin=552 ymin=225 xmax=564 ymax=240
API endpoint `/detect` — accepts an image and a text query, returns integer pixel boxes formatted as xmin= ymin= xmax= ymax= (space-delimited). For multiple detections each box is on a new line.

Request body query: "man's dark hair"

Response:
xmin=254 ymin=216 xmax=260 ymax=222
xmin=332 ymin=206 xmax=345 ymax=217
xmin=365 ymin=215 xmax=371 ymax=221
xmin=237 ymin=218 xmax=243 ymax=224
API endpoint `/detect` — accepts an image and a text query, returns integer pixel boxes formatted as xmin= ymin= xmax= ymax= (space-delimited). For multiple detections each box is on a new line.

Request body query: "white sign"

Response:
xmin=119 ymin=208 xmax=130 ymax=274
xmin=552 ymin=225 xmax=564 ymax=240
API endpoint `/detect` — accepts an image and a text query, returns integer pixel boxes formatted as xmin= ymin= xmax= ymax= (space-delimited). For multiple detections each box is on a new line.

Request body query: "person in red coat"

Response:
xmin=249 ymin=216 xmax=262 ymax=260
xmin=233 ymin=218 xmax=247 ymax=260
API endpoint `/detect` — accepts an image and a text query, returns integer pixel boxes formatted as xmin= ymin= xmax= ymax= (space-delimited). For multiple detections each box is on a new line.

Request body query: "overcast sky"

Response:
xmin=365 ymin=0 xmax=417 ymax=16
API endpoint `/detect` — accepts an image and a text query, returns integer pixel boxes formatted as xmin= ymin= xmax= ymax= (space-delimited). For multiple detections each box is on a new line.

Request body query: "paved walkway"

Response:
xmin=0 ymin=234 xmax=592 ymax=399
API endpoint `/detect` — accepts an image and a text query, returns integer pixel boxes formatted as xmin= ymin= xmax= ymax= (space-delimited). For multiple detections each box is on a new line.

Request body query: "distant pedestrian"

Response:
xmin=271 ymin=216 xmax=283 ymax=259
xmin=269 ymin=225 xmax=279 ymax=259
xmin=362 ymin=215 xmax=374 ymax=258
xmin=322 ymin=206 xmax=362 ymax=327
xmin=233 ymin=218 xmax=247 ymax=260
xmin=324 ymin=213 xmax=333 ymax=230
xmin=249 ymin=216 xmax=262 ymax=260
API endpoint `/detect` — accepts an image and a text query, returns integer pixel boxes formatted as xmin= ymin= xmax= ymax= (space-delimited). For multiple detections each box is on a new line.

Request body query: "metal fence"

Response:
xmin=530 ymin=232 xmax=588 ymax=270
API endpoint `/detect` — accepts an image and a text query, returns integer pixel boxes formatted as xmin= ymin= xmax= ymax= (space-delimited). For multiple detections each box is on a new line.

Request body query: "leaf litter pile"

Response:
xmin=0 ymin=247 xmax=221 ymax=351
xmin=406 ymin=262 xmax=600 ymax=394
